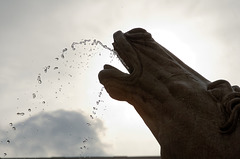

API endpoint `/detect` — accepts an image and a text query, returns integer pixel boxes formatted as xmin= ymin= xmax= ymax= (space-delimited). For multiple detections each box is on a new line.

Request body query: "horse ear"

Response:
xmin=207 ymin=80 xmax=240 ymax=134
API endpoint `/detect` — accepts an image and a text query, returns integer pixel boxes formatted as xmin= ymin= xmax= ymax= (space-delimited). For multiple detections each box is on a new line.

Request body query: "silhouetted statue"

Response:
xmin=98 ymin=28 xmax=240 ymax=159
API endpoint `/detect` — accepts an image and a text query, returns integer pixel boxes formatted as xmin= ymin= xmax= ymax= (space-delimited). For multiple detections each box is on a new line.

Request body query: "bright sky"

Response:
xmin=1 ymin=0 xmax=240 ymax=157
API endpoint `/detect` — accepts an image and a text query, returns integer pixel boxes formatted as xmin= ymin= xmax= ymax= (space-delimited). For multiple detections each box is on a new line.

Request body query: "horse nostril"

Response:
xmin=126 ymin=28 xmax=147 ymax=34
xmin=124 ymin=28 xmax=152 ymax=41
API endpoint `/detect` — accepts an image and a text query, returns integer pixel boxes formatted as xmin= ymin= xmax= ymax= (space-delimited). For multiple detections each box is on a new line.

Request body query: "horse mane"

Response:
xmin=220 ymin=90 xmax=240 ymax=134
xmin=207 ymin=80 xmax=240 ymax=134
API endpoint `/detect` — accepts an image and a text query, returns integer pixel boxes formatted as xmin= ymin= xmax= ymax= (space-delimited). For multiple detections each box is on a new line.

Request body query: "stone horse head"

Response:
xmin=98 ymin=28 xmax=240 ymax=159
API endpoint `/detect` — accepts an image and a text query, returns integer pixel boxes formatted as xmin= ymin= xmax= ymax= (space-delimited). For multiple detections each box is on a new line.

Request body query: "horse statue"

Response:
xmin=98 ymin=28 xmax=240 ymax=159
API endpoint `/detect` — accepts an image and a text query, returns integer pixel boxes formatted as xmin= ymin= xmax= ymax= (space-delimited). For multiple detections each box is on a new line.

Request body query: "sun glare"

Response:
xmin=150 ymin=29 xmax=197 ymax=69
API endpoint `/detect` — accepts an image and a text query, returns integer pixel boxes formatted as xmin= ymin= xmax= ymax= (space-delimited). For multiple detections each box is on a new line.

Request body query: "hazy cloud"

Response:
xmin=0 ymin=110 xmax=110 ymax=157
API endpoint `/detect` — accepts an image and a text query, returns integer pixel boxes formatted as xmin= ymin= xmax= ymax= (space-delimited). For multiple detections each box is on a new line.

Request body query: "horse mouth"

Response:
xmin=112 ymin=38 xmax=134 ymax=74
xmin=99 ymin=30 xmax=137 ymax=83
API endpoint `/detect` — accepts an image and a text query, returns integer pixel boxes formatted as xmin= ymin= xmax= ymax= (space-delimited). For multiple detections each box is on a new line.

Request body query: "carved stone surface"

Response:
xmin=98 ymin=28 xmax=240 ymax=159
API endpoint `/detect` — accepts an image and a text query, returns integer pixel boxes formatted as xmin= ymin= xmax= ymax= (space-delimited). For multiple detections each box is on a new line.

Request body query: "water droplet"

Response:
xmin=17 ymin=112 xmax=25 ymax=116
xmin=90 ymin=115 xmax=93 ymax=119
xmin=12 ymin=127 xmax=16 ymax=130
xmin=42 ymin=101 xmax=46 ymax=104
xmin=9 ymin=123 xmax=13 ymax=126
xmin=96 ymin=100 xmax=100 ymax=105
xmin=37 ymin=75 xmax=42 ymax=84
xmin=32 ymin=93 xmax=36 ymax=99
xmin=54 ymin=67 xmax=58 ymax=70
xmin=61 ymin=54 xmax=65 ymax=59
xmin=86 ymin=123 xmax=91 ymax=126
xmin=28 ymin=109 xmax=31 ymax=112
xmin=55 ymin=57 xmax=59 ymax=60
xmin=44 ymin=66 xmax=50 ymax=73
xmin=4 ymin=153 xmax=7 ymax=156
xmin=63 ymin=48 xmax=67 ymax=52
xmin=71 ymin=43 xmax=76 ymax=50
xmin=6 ymin=140 xmax=10 ymax=143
